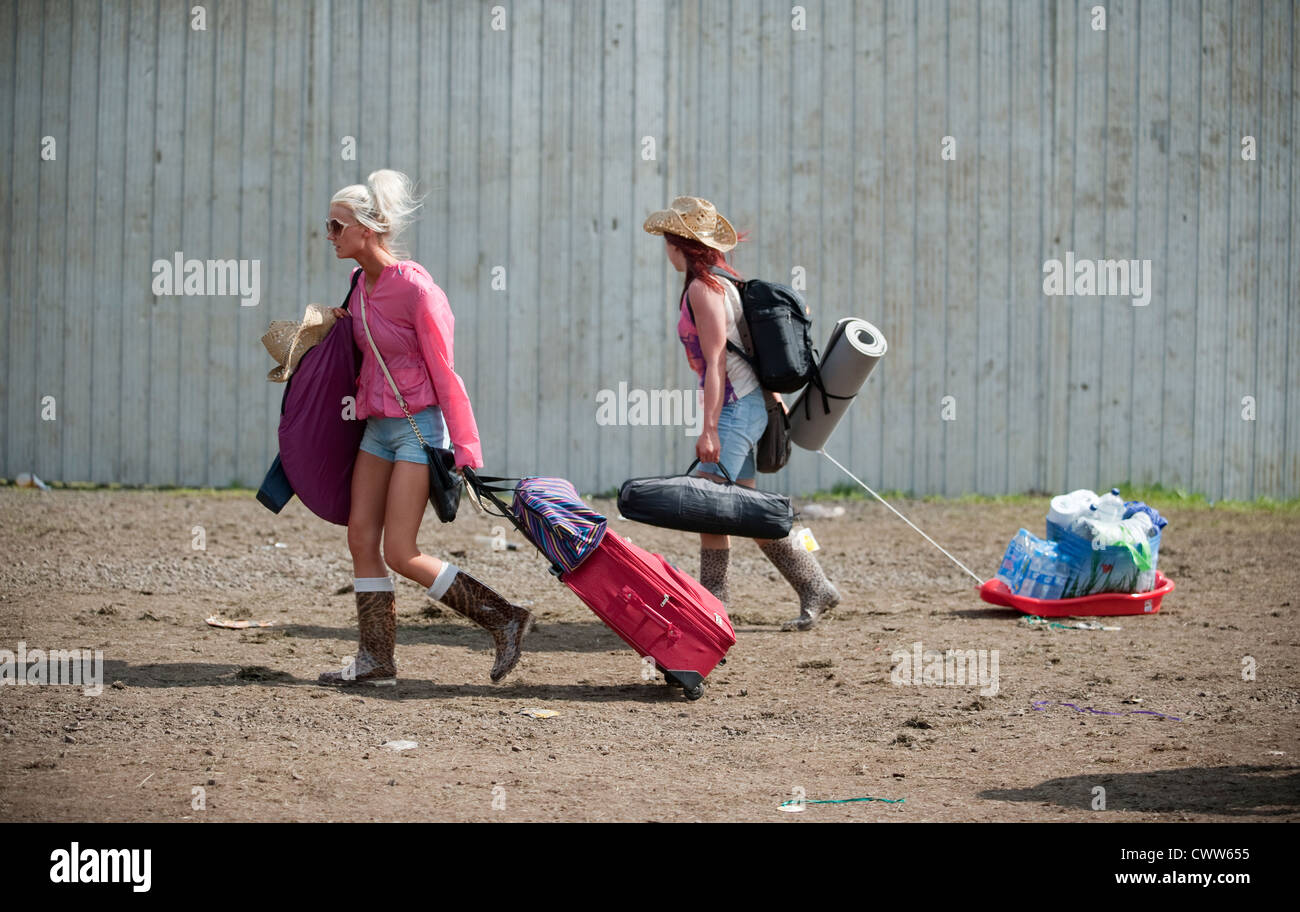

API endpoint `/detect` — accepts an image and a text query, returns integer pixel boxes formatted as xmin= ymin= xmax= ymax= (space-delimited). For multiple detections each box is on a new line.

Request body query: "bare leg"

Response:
xmin=348 ymin=450 xmax=394 ymax=577
xmin=381 ymin=459 xmax=446 ymax=588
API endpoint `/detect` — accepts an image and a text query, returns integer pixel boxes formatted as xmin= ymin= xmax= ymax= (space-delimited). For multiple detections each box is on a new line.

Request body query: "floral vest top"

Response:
xmin=677 ymin=277 xmax=760 ymax=405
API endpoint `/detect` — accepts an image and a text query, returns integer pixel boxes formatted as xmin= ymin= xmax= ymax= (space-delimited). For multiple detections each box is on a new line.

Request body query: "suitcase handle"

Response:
xmin=620 ymin=586 xmax=682 ymax=641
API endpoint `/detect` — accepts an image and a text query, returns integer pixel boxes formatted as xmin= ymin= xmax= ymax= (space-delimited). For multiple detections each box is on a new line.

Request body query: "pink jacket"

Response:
xmin=349 ymin=262 xmax=484 ymax=469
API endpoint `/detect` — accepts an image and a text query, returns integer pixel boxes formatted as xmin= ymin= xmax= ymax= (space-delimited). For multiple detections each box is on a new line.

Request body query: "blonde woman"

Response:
xmin=644 ymin=197 xmax=839 ymax=631
xmin=320 ymin=169 xmax=531 ymax=685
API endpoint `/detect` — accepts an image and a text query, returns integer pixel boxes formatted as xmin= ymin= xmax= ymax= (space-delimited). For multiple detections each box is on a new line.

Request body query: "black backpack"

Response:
xmin=684 ymin=267 xmax=846 ymax=414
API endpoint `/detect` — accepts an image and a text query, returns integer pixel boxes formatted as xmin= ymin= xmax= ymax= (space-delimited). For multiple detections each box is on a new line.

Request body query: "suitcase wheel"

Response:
xmin=659 ymin=668 xmax=706 ymax=700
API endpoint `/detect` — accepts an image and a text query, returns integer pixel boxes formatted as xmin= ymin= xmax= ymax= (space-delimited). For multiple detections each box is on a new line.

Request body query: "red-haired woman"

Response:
xmin=643 ymin=197 xmax=839 ymax=630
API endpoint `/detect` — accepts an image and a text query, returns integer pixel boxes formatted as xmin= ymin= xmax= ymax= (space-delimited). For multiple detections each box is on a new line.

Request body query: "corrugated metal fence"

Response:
xmin=2 ymin=0 xmax=1296 ymax=499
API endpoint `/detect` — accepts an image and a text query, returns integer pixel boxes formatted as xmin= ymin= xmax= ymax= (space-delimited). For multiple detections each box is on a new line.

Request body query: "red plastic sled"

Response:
xmin=978 ymin=571 xmax=1176 ymax=617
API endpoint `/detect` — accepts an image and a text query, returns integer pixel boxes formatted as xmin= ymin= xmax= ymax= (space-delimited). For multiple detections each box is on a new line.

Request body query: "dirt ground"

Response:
xmin=1 ymin=484 xmax=1297 ymax=822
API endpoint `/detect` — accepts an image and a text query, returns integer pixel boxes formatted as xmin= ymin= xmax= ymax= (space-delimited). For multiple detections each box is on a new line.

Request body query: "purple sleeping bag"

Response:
xmin=277 ymin=316 xmax=365 ymax=525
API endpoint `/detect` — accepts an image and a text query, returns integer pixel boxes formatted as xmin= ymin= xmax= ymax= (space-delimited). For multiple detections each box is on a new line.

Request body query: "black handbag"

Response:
xmin=756 ymin=392 xmax=792 ymax=473
xmin=356 ymin=276 xmax=462 ymax=522
xmin=617 ymin=459 xmax=794 ymax=539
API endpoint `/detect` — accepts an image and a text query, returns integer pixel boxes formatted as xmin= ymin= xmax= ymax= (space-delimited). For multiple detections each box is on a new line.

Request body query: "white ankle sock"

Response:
xmin=427 ymin=563 xmax=460 ymax=600
xmin=354 ymin=576 xmax=394 ymax=592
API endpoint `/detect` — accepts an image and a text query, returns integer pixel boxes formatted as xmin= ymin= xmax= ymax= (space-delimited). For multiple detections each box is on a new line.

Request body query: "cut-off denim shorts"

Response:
xmin=359 ymin=406 xmax=448 ymax=464
xmin=693 ymin=387 xmax=767 ymax=482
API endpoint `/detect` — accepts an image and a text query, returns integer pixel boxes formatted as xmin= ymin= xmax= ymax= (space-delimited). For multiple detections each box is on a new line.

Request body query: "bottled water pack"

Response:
xmin=996 ymin=529 xmax=1069 ymax=600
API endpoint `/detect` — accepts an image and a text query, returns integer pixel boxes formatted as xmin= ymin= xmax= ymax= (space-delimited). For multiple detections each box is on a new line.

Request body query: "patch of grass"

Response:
xmin=798 ymin=479 xmax=1300 ymax=512
xmin=1109 ymin=482 xmax=1300 ymax=513
xmin=160 ymin=485 xmax=254 ymax=496
xmin=1 ymin=479 xmax=256 ymax=496
xmin=804 ymin=481 xmax=911 ymax=503
xmin=9 ymin=476 xmax=1299 ymax=512
xmin=804 ymin=481 xmax=1042 ymax=505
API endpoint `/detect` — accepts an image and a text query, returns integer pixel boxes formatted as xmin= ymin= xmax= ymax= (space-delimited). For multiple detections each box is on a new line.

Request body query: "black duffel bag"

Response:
xmin=617 ymin=459 xmax=794 ymax=539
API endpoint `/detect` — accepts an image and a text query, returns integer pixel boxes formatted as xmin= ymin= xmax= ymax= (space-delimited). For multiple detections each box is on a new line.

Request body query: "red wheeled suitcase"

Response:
xmin=462 ymin=470 xmax=735 ymax=700
xmin=561 ymin=529 xmax=736 ymax=700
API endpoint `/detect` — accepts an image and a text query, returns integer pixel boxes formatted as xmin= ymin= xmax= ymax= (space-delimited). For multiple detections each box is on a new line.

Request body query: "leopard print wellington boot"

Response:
xmin=318 ymin=581 xmax=397 ymax=686
xmin=757 ymin=535 xmax=841 ymax=631
xmin=428 ymin=564 xmax=533 ymax=682
xmin=698 ymin=546 xmax=732 ymax=609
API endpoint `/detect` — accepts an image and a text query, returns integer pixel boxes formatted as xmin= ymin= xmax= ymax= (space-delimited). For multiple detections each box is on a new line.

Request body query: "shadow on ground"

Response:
xmin=980 ymin=765 xmax=1300 ymax=816
xmin=99 ymin=660 xmax=693 ymax=703
xmin=278 ymin=619 xmax=632 ymax=653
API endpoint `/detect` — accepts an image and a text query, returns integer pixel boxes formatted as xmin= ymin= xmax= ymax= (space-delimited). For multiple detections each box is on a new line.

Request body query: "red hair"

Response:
xmin=664 ymin=230 xmax=750 ymax=294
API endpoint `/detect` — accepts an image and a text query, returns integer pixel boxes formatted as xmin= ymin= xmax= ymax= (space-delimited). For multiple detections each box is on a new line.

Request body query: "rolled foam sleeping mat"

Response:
xmin=789 ymin=317 xmax=887 ymax=451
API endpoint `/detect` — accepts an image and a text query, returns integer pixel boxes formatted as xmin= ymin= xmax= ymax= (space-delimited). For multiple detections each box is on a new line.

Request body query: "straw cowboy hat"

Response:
xmin=261 ymin=304 xmax=338 ymax=382
xmin=643 ymin=196 xmax=737 ymax=252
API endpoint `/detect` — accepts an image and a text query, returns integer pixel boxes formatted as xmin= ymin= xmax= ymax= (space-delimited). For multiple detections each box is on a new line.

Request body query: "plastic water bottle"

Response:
xmin=1025 ymin=546 xmax=1069 ymax=600
xmin=1094 ymin=488 xmax=1125 ymax=523
xmin=1078 ymin=490 xmax=1126 ymax=552
xmin=996 ymin=530 xmax=1034 ymax=593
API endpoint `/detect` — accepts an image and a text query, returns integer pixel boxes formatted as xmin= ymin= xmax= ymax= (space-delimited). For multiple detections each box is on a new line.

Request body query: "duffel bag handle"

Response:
xmin=685 ymin=458 xmax=736 ymax=485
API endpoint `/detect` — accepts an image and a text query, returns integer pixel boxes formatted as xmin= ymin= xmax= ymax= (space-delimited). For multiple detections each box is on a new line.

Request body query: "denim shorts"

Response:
xmin=694 ymin=388 xmax=768 ymax=482
xmin=359 ymin=406 xmax=448 ymax=464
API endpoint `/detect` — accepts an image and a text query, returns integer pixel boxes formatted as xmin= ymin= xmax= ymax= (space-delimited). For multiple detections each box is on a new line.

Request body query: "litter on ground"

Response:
xmin=778 ymin=796 xmax=905 ymax=812
xmin=205 ymin=616 xmax=278 ymax=629
xmin=517 ymin=708 xmax=559 ymax=719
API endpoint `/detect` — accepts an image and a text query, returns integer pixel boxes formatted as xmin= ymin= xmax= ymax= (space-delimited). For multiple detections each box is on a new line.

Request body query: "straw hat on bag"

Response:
xmin=643 ymin=196 xmax=738 ymax=252
xmin=261 ymin=304 xmax=338 ymax=382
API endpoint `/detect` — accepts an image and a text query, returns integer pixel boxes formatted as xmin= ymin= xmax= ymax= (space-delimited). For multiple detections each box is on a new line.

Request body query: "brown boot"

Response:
xmin=757 ymin=536 xmax=841 ymax=631
xmin=318 ymin=583 xmax=397 ymax=686
xmin=429 ymin=564 xmax=532 ymax=682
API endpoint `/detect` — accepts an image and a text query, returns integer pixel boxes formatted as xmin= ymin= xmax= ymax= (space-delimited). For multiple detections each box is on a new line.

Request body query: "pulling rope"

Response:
xmin=816 ymin=448 xmax=985 ymax=586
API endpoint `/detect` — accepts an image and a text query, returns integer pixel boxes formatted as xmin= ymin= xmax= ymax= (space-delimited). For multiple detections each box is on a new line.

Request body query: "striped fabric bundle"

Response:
xmin=512 ymin=477 xmax=608 ymax=573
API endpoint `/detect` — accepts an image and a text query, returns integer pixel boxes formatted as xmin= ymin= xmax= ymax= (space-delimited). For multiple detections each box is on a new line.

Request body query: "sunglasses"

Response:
xmin=325 ymin=218 xmax=358 ymax=237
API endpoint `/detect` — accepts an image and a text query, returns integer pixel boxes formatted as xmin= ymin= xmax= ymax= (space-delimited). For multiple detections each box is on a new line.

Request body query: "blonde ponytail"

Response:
xmin=330 ymin=169 xmax=425 ymax=258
